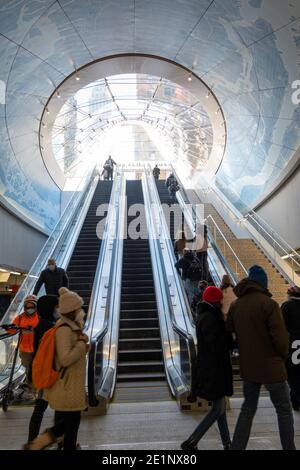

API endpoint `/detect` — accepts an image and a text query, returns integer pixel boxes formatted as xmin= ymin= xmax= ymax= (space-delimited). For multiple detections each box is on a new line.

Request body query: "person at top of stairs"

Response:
xmin=227 ymin=265 xmax=295 ymax=450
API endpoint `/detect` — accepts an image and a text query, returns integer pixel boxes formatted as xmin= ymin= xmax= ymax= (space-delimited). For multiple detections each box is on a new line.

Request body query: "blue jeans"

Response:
xmin=231 ymin=381 xmax=296 ymax=450
xmin=188 ymin=398 xmax=231 ymax=446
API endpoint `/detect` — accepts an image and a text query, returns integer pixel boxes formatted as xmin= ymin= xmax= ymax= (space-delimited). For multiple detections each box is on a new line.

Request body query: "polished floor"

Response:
xmin=0 ymin=397 xmax=299 ymax=450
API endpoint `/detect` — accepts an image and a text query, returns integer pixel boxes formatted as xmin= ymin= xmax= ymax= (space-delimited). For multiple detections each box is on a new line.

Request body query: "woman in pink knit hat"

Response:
xmin=26 ymin=287 xmax=89 ymax=450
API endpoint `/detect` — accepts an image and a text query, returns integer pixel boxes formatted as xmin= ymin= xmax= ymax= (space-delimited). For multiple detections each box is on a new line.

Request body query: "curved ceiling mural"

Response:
xmin=0 ymin=0 xmax=299 ymax=230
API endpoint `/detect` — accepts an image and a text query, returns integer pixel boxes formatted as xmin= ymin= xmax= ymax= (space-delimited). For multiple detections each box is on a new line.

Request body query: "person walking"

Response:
xmin=33 ymin=259 xmax=69 ymax=296
xmin=227 ymin=265 xmax=296 ymax=450
xmin=181 ymin=286 xmax=233 ymax=450
xmin=26 ymin=287 xmax=89 ymax=450
xmin=26 ymin=295 xmax=59 ymax=444
xmin=152 ymin=165 xmax=160 ymax=180
xmin=281 ymin=285 xmax=300 ymax=411
xmin=220 ymin=274 xmax=236 ymax=320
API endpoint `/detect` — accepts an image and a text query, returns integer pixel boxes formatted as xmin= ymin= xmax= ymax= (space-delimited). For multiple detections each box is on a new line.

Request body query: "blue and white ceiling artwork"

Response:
xmin=0 ymin=0 xmax=299 ymax=230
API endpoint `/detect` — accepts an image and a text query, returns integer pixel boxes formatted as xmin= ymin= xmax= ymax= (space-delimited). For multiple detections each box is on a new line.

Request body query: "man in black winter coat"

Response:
xmin=282 ymin=286 xmax=300 ymax=411
xmin=33 ymin=259 xmax=69 ymax=296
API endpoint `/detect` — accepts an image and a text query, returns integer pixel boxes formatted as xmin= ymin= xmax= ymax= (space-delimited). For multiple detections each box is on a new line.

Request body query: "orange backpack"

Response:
xmin=32 ymin=324 xmax=68 ymax=390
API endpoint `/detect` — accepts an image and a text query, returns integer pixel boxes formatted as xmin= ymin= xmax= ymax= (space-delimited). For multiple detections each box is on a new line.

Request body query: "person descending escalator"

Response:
xmin=33 ymin=259 xmax=69 ymax=297
xmin=104 ymin=155 xmax=117 ymax=181
xmin=175 ymin=248 xmax=202 ymax=304
xmin=174 ymin=230 xmax=187 ymax=260
xmin=168 ymin=178 xmax=180 ymax=205
xmin=191 ymin=280 xmax=209 ymax=319
xmin=101 ymin=162 xmax=111 ymax=181
xmin=165 ymin=172 xmax=175 ymax=189
xmin=191 ymin=224 xmax=209 ymax=282
xmin=220 ymin=274 xmax=236 ymax=321
xmin=181 ymin=286 xmax=233 ymax=450
xmin=281 ymin=285 xmax=300 ymax=411
xmin=152 ymin=165 xmax=160 ymax=180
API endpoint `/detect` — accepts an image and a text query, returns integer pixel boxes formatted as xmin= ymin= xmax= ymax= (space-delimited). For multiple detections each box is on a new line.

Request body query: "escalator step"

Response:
xmin=119 ymin=327 xmax=160 ymax=339
xmin=117 ymin=372 xmax=165 ymax=382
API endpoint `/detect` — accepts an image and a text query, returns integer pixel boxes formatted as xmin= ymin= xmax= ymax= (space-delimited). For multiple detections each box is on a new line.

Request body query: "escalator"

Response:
xmin=115 ymin=180 xmax=169 ymax=402
xmin=153 ymin=181 xmax=181 ymax=244
xmin=67 ymin=180 xmax=113 ymax=313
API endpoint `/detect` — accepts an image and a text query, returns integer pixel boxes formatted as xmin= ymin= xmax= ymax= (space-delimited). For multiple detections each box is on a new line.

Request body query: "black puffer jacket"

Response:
xmin=33 ymin=267 xmax=69 ymax=296
xmin=193 ymin=301 xmax=233 ymax=401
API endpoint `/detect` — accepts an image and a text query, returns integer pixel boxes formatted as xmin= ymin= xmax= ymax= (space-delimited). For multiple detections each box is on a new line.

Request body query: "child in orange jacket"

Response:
xmin=9 ymin=295 xmax=39 ymax=380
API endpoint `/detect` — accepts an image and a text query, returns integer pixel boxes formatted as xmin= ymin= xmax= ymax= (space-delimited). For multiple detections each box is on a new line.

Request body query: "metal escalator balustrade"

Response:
xmin=117 ymin=181 xmax=165 ymax=388
xmin=0 ymin=168 xmax=99 ymax=396
xmin=142 ymin=170 xmax=197 ymax=407
xmin=67 ymin=181 xmax=113 ymax=313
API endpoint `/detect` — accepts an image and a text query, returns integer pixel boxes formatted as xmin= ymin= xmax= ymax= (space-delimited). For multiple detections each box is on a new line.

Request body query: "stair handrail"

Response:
xmin=87 ymin=168 xmax=125 ymax=407
xmin=245 ymin=211 xmax=300 ymax=271
xmin=1 ymin=166 xmax=98 ymax=326
xmin=195 ymin=181 xmax=300 ymax=282
xmin=143 ymin=167 xmax=197 ymax=397
xmin=206 ymin=215 xmax=248 ymax=279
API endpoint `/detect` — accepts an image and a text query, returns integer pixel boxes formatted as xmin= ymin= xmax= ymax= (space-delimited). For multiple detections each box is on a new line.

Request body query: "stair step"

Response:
xmin=120 ymin=318 xmax=159 ymax=328
xmin=119 ymin=336 xmax=161 ymax=351
xmin=121 ymin=301 xmax=157 ymax=310
xmin=119 ymin=327 xmax=160 ymax=339
xmin=121 ymin=293 xmax=156 ymax=302
xmin=118 ymin=361 xmax=164 ymax=374
xmin=120 ymin=309 xmax=158 ymax=319
xmin=118 ymin=349 xmax=163 ymax=361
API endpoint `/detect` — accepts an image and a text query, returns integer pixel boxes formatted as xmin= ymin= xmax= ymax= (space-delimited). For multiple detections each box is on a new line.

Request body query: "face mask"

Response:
xmin=48 ymin=265 xmax=55 ymax=272
xmin=75 ymin=309 xmax=85 ymax=325
xmin=26 ymin=308 xmax=36 ymax=315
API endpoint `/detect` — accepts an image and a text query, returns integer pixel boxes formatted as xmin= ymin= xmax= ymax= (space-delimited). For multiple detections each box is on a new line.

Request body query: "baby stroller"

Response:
xmin=0 ymin=324 xmax=33 ymax=411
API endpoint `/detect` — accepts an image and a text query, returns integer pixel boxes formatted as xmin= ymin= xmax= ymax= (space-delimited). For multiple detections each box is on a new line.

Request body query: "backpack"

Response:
xmin=170 ymin=181 xmax=179 ymax=193
xmin=32 ymin=324 xmax=69 ymax=390
xmin=187 ymin=255 xmax=202 ymax=281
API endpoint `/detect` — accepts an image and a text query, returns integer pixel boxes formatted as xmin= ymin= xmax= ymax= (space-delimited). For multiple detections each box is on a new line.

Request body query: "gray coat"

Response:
xmin=44 ymin=314 xmax=87 ymax=411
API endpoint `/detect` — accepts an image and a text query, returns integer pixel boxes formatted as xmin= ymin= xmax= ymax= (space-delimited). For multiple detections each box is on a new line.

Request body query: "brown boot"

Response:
xmin=23 ymin=430 xmax=56 ymax=450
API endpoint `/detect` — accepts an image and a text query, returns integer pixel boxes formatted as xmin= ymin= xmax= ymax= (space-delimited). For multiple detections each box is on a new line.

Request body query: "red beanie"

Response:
xmin=203 ymin=286 xmax=223 ymax=304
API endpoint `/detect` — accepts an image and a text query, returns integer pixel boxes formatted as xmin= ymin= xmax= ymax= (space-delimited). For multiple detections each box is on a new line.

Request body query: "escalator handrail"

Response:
xmin=146 ymin=166 xmax=195 ymax=330
xmin=170 ymin=165 xmax=243 ymax=284
xmin=1 ymin=167 xmax=98 ymax=326
xmin=87 ymin=169 xmax=124 ymax=406
xmin=143 ymin=169 xmax=197 ymax=394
